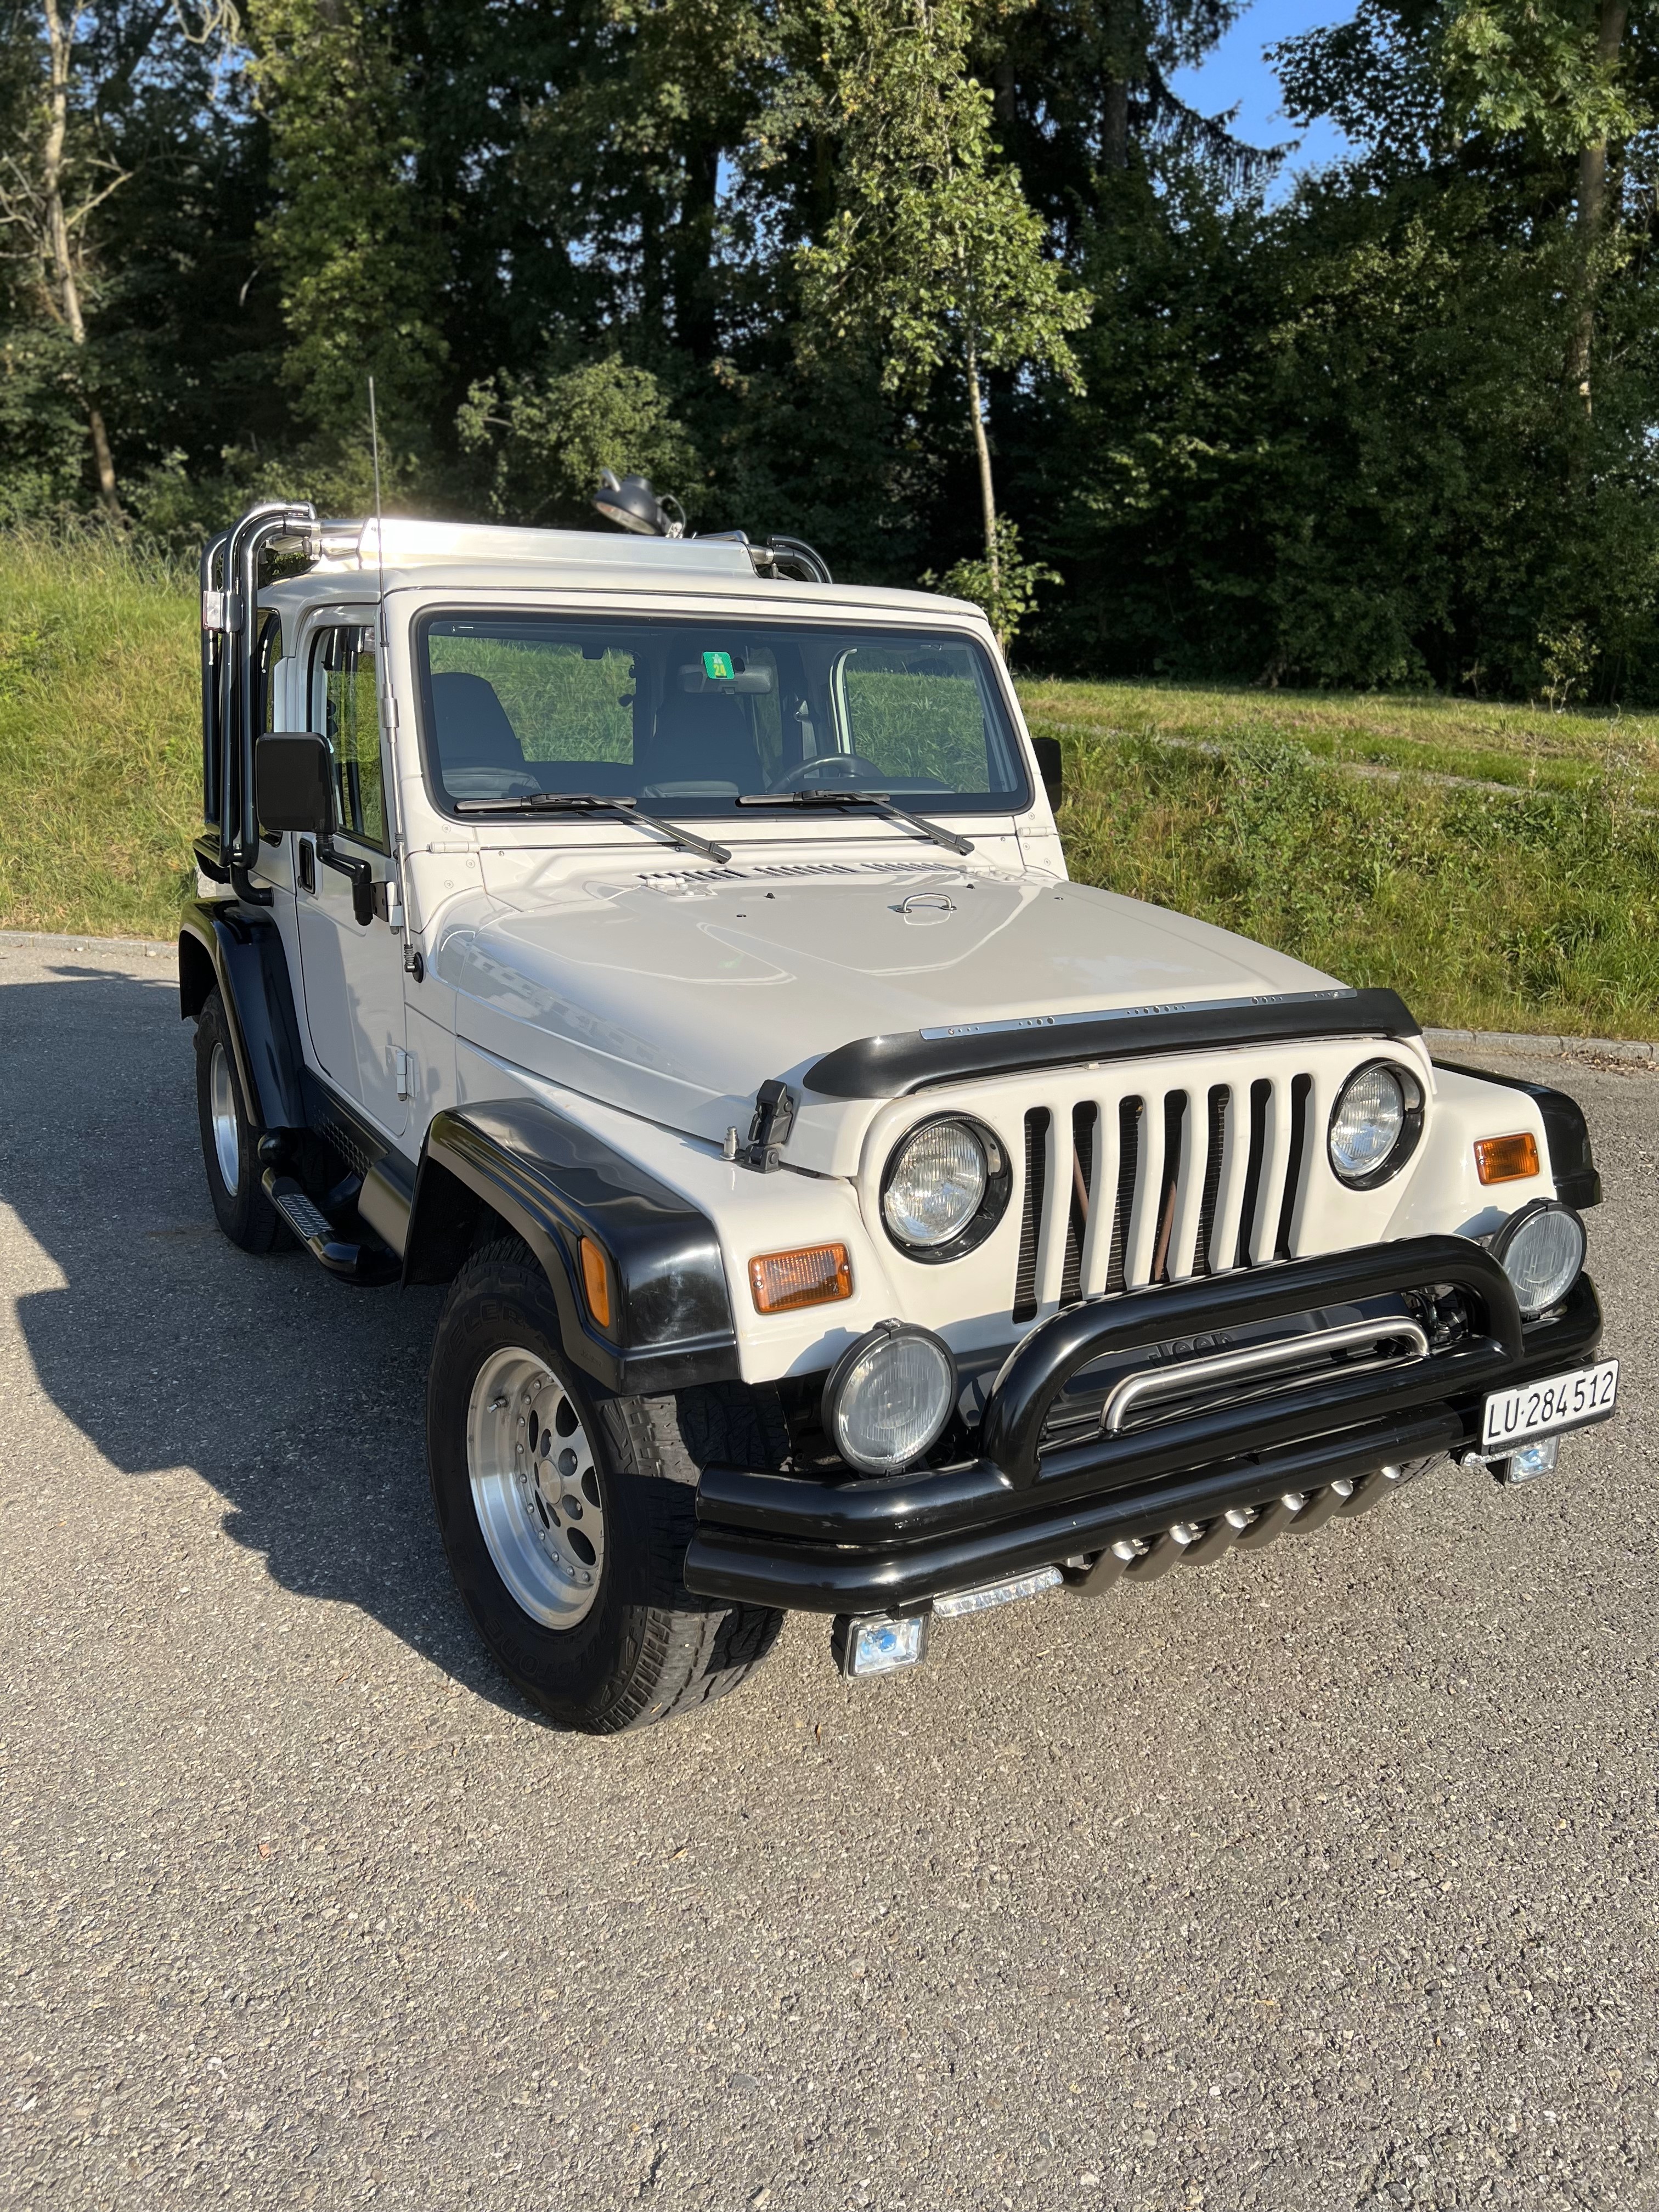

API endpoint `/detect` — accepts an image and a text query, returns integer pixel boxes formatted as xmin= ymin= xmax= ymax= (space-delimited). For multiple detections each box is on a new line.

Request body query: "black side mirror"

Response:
xmin=256 ymin=732 xmax=335 ymax=838
xmin=1032 ymin=735 xmax=1063 ymax=812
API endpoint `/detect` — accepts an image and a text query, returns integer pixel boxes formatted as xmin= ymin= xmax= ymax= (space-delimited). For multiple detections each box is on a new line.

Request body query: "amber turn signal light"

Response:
xmin=579 ymin=1235 xmax=612 ymax=1330
xmin=1475 ymin=1132 xmax=1540 ymax=1186
xmin=749 ymin=1243 xmax=853 ymax=1314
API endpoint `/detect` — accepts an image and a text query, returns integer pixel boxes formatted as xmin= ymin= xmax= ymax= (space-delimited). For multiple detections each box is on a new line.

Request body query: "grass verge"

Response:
xmin=1019 ymin=677 xmax=1659 ymax=811
xmin=0 ymin=533 xmax=200 ymax=938
xmin=1057 ymin=731 xmax=1659 ymax=1039
xmin=2 ymin=537 xmax=1655 ymax=1037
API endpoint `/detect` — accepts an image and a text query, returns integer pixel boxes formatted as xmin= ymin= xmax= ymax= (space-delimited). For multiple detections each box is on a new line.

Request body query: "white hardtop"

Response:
xmin=264 ymin=515 xmax=981 ymax=624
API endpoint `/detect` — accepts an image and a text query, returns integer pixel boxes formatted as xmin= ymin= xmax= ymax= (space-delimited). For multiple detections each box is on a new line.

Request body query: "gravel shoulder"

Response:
xmin=2 ymin=934 xmax=1655 ymax=2211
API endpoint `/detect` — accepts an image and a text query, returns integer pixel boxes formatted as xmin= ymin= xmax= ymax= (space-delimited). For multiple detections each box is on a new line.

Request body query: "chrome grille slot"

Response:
xmin=1010 ymin=1063 xmax=1316 ymax=1321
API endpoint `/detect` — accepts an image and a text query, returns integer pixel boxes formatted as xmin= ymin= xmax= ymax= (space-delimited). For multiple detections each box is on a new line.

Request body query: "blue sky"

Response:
xmin=1169 ymin=0 xmax=1359 ymax=188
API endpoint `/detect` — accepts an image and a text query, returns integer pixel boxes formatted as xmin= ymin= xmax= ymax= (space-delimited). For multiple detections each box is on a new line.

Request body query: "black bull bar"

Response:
xmin=683 ymin=1236 xmax=1604 ymax=1613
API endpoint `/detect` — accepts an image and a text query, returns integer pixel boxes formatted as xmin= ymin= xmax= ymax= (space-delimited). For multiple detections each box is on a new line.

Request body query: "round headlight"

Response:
xmin=882 ymin=1118 xmax=991 ymax=1250
xmin=1328 ymin=1061 xmax=1423 ymax=1188
xmin=824 ymin=1323 xmax=956 ymax=1475
xmin=1491 ymin=1200 xmax=1585 ymax=1319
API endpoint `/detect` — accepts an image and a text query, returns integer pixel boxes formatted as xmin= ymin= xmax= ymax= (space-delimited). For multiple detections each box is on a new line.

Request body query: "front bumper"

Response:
xmin=683 ymin=1237 xmax=1606 ymax=1613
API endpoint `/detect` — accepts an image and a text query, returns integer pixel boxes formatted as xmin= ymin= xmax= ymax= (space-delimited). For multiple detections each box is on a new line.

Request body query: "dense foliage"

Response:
xmin=2 ymin=0 xmax=1654 ymax=697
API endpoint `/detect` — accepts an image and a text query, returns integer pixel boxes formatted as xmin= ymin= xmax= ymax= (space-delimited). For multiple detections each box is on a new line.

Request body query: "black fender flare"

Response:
xmin=1432 ymin=1059 xmax=1602 ymax=1209
xmin=405 ymin=1098 xmax=741 ymax=1397
xmin=178 ymin=898 xmax=307 ymax=1133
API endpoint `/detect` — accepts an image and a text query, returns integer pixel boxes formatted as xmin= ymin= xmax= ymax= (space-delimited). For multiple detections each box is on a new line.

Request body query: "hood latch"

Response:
xmin=738 ymin=1080 xmax=797 ymax=1172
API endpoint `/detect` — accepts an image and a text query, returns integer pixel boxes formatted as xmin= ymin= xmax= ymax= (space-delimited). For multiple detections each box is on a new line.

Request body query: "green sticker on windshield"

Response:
xmin=702 ymin=650 xmax=736 ymax=681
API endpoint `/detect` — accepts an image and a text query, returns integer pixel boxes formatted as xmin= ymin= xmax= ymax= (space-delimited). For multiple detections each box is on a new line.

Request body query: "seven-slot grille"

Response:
xmin=1011 ymin=1070 xmax=1313 ymax=1323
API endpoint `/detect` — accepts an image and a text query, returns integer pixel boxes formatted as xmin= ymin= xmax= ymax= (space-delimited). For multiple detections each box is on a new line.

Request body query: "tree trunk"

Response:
xmin=1103 ymin=78 xmax=1129 ymax=172
xmin=41 ymin=0 xmax=120 ymax=512
xmin=641 ymin=201 xmax=664 ymax=334
xmin=1565 ymin=0 xmax=1629 ymax=416
xmin=671 ymin=140 xmax=721 ymax=362
xmin=965 ymin=338 xmax=997 ymax=588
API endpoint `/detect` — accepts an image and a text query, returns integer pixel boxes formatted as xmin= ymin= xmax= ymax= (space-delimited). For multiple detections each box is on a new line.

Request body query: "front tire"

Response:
xmin=194 ymin=989 xmax=288 ymax=1252
xmin=427 ymin=1239 xmax=783 ymax=1733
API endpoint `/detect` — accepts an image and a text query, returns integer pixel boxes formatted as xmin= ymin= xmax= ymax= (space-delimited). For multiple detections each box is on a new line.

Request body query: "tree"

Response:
xmin=792 ymin=0 xmax=1091 ymax=602
xmin=0 ymin=0 xmax=238 ymax=514
xmin=980 ymin=0 xmax=1278 ymax=252
xmin=511 ymin=0 xmax=769 ymax=362
xmin=1021 ymin=1 xmax=1659 ymax=696
xmin=456 ymin=354 xmax=701 ymax=527
xmin=1438 ymin=0 xmax=1649 ymax=410
xmin=1277 ymin=0 xmax=1656 ymax=414
xmin=249 ymin=0 xmax=448 ymax=452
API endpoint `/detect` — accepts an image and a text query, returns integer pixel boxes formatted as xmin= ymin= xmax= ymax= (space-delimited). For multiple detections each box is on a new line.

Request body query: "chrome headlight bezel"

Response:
xmin=1327 ymin=1059 xmax=1425 ymax=1190
xmin=822 ymin=1320 xmax=958 ymax=1475
xmin=1489 ymin=1197 xmax=1586 ymax=1319
xmin=879 ymin=1113 xmax=1012 ymax=1262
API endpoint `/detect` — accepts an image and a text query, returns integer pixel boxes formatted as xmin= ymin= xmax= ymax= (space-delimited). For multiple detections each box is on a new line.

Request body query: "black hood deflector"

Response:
xmin=804 ymin=987 xmax=1421 ymax=1099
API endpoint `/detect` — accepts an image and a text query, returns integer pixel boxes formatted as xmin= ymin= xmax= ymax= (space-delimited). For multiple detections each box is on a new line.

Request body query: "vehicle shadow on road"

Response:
xmin=2 ymin=963 xmax=528 ymax=1716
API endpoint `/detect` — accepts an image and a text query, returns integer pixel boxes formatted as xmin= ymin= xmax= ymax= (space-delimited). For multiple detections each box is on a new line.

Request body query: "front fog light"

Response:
xmin=831 ymin=1612 xmax=929 ymax=1678
xmin=823 ymin=1321 xmax=956 ymax=1475
xmin=1491 ymin=1199 xmax=1585 ymax=1318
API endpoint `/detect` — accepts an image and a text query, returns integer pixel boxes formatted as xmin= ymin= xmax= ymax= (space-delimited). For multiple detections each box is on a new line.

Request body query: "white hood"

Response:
xmin=434 ymin=854 xmax=1340 ymax=1150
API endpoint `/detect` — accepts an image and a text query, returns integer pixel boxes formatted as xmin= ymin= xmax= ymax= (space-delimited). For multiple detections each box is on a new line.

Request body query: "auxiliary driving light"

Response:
xmin=1489 ymin=1199 xmax=1585 ymax=1319
xmin=823 ymin=1321 xmax=956 ymax=1475
xmin=831 ymin=1613 xmax=929 ymax=1678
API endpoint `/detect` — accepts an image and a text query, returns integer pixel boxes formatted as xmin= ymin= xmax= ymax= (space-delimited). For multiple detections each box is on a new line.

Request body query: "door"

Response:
xmin=294 ymin=619 xmax=409 ymax=1137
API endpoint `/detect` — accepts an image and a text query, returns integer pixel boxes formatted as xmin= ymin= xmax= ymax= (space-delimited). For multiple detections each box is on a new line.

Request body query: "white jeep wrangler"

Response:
xmin=180 ymin=499 xmax=1615 ymax=1733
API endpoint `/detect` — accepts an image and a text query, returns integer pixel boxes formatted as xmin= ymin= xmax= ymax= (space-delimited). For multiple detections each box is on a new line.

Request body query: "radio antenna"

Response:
xmin=368 ymin=375 xmax=387 ymax=635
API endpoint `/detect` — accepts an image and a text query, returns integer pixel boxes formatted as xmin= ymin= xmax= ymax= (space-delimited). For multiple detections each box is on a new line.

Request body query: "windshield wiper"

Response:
xmin=454 ymin=792 xmax=731 ymax=865
xmin=737 ymin=789 xmax=973 ymax=857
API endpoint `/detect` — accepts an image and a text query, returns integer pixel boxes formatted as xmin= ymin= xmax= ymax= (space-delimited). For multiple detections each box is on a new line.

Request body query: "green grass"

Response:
xmin=2 ymin=536 xmax=1655 ymax=1037
xmin=0 ymin=532 xmax=201 ymax=937
xmin=1019 ymin=679 xmax=1659 ymax=1037
xmin=1018 ymin=676 xmax=1659 ymax=810
xmin=1050 ymin=730 xmax=1659 ymax=1039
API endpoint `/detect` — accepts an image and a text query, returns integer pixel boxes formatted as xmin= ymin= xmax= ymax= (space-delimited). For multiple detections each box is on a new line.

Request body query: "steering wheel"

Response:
xmin=770 ymin=753 xmax=891 ymax=793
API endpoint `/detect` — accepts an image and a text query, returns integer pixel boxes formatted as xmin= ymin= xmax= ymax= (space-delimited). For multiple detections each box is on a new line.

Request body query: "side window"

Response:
xmin=255 ymin=613 xmax=283 ymax=733
xmin=834 ymin=643 xmax=1013 ymax=794
xmin=309 ymin=624 xmax=387 ymax=848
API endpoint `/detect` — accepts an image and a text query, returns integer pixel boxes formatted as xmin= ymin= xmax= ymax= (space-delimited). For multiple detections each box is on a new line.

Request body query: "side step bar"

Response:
xmin=262 ymin=1169 xmax=399 ymax=1285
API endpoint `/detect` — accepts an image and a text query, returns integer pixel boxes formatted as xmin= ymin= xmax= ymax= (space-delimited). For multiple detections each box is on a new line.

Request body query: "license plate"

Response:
xmin=1481 ymin=1359 xmax=1618 ymax=1453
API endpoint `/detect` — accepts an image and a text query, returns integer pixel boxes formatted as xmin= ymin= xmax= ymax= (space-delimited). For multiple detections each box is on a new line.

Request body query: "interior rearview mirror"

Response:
xmin=1032 ymin=735 xmax=1063 ymax=812
xmin=256 ymin=732 xmax=335 ymax=838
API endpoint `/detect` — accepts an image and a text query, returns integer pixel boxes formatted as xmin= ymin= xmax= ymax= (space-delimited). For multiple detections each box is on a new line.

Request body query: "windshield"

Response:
xmin=414 ymin=612 xmax=1030 ymax=816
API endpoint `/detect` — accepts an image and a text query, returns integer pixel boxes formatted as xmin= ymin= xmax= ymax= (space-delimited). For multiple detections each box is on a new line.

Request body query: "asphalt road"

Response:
xmin=2 ymin=932 xmax=1656 ymax=2212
